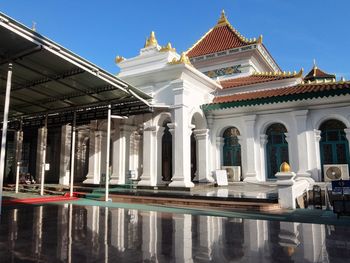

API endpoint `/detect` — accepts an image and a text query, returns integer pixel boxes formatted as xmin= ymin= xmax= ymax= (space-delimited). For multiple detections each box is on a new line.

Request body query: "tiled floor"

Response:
xmin=1 ymin=203 xmax=350 ymax=262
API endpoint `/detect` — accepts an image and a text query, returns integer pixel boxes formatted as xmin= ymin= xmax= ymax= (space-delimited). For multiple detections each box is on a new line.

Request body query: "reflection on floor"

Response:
xmin=1 ymin=204 xmax=349 ymax=262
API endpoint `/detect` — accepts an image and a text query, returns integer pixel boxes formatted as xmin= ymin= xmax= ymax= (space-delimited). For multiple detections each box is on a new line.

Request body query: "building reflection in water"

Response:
xmin=1 ymin=204 xmax=350 ymax=262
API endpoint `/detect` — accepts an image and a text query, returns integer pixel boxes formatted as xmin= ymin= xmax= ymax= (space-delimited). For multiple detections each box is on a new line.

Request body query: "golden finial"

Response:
xmin=168 ymin=52 xmax=192 ymax=66
xmin=144 ymin=31 xmax=158 ymax=48
xmin=280 ymin=162 xmax=291 ymax=172
xmin=32 ymin=21 xmax=36 ymax=31
xmin=115 ymin=56 xmax=125 ymax=64
xmin=160 ymin=42 xmax=176 ymax=52
xmin=296 ymin=68 xmax=304 ymax=78
xmin=216 ymin=9 xmax=229 ymax=27
xmin=257 ymin=35 xmax=263 ymax=44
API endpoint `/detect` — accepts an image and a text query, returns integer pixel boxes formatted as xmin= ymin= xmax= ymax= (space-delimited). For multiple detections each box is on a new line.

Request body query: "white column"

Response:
xmin=141 ymin=211 xmax=160 ymax=261
xmin=345 ymin=128 xmax=350 ymax=153
xmin=111 ymin=208 xmax=126 ymax=251
xmin=84 ymin=128 xmax=103 ymax=184
xmin=198 ymin=216 xmax=214 ymax=261
xmin=313 ymin=129 xmax=322 ymax=181
xmin=194 ymin=129 xmax=213 ymax=182
xmin=244 ymin=220 xmax=267 ymax=255
xmin=259 ymin=134 xmax=268 ymax=181
xmin=301 ymin=224 xmax=325 ymax=262
xmin=129 ymin=133 xmax=141 ymax=181
xmin=59 ymin=125 xmax=72 ymax=185
xmin=215 ymin=137 xmax=224 ymax=169
xmin=173 ymin=214 xmax=193 ymax=263
xmin=14 ymin=130 xmax=23 ymax=193
xmin=111 ymin=124 xmax=134 ymax=185
xmin=169 ymin=107 xmax=194 ymax=188
xmin=86 ymin=205 xmax=100 ymax=256
xmin=138 ymin=122 xmax=157 ymax=186
xmin=0 ymin=63 xmax=13 ymax=213
xmin=243 ymin=115 xmax=257 ymax=182
xmin=293 ymin=110 xmax=312 ymax=178
xmin=36 ymin=126 xmax=47 ymax=186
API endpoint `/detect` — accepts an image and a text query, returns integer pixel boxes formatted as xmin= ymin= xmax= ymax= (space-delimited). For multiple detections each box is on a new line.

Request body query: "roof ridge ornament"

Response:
xmin=168 ymin=52 xmax=192 ymax=66
xmin=160 ymin=42 xmax=176 ymax=52
xmin=216 ymin=10 xmax=229 ymax=27
xmin=252 ymin=68 xmax=303 ymax=78
xmin=144 ymin=31 xmax=158 ymax=48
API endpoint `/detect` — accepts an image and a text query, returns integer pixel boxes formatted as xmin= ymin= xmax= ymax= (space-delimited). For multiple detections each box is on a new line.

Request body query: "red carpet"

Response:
xmin=2 ymin=195 xmax=78 ymax=206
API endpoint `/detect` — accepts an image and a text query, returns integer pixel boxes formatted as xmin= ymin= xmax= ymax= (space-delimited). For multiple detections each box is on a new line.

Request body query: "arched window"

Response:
xmin=266 ymin=123 xmax=289 ymax=179
xmin=319 ymin=119 xmax=350 ymax=179
xmin=223 ymin=127 xmax=241 ymax=166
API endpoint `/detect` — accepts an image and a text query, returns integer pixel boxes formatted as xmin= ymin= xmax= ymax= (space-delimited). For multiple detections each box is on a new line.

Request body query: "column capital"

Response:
xmin=344 ymin=128 xmax=350 ymax=141
xmin=284 ymin=132 xmax=290 ymax=143
xmin=314 ymin=129 xmax=321 ymax=142
xmin=193 ymin=129 xmax=209 ymax=140
xmin=260 ymin=134 xmax=268 ymax=146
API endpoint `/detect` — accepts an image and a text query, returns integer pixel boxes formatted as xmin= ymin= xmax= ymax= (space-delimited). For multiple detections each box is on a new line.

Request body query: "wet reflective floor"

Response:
xmin=1 ymin=203 xmax=350 ymax=263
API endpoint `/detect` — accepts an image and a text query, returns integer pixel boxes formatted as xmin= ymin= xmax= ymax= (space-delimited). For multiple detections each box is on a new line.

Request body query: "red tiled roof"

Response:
xmin=220 ymin=74 xmax=299 ymax=89
xmin=187 ymin=24 xmax=250 ymax=58
xmin=213 ymin=82 xmax=350 ymax=104
xmin=304 ymin=67 xmax=335 ymax=81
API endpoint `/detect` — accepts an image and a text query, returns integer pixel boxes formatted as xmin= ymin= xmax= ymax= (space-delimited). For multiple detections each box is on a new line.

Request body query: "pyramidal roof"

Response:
xmin=304 ymin=63 xmax=336 ymax=82
xmin=186 ymin=10 xmax=262 ymax=58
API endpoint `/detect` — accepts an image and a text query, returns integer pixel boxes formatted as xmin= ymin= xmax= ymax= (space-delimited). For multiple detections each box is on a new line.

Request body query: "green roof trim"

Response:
xmin=203 ymin=87 xmax=350 ymax=111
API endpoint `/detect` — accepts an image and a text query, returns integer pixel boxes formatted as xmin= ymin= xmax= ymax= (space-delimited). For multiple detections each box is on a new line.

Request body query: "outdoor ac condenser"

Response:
xmin=221 ymin=166 xmax=241 ymax=182
xmin=323 ymin=164 xmax=349 ymax=182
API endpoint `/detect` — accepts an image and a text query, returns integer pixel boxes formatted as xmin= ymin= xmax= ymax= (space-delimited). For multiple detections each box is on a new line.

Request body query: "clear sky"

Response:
xmin=1 ymin=0 xmax=349 ymax=79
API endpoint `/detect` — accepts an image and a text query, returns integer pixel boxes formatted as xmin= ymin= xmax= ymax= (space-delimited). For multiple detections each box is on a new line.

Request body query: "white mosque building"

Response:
xmin=6 ymin=11 xmax=350 ymax=188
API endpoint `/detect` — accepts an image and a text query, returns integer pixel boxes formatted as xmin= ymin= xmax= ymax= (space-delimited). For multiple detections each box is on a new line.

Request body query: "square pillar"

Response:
xmin=243 ymin=115 xmax=257 ymax=182
xmin=59 ymin=125 xmax=71 ymax=185
xmin=169 ymin=106 xmax=194 ymax=188
xmin=215 ymin=137 xmax=224 ymax=169
xmin=84 ymin=129 xmax=103 ymax=184
xmin=129 ymin=133 xmax=141 ymax=181
xmin=194 ymin=129 xmax=214 ymax=182
xmin=173 ymin=214 xmax=193 ymax=262
xmin=36 ymin=127 xmax=47 ymax=183
xmin=111 ymin=124 xmax=134 ymax=185
xmin=293 ymin=110 xmax=312 ymax=179
xmin=138 ymin=122 xmax=157 ymax=186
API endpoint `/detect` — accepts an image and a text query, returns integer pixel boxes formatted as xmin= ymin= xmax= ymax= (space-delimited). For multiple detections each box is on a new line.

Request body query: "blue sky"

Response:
xmin=1 ymin=0 xmax=349 ymax=79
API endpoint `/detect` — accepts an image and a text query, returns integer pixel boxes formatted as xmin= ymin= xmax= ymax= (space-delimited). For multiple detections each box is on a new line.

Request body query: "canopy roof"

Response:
xmin=0 ymin=12 xmax=152 ymax=127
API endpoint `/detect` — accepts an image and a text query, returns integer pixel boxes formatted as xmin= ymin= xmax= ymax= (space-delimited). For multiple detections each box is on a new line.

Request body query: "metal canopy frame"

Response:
xmin=0 ymin=12 xmax=153 ymax=214
xmin=0 ymin=12 xmax=152 ymax=122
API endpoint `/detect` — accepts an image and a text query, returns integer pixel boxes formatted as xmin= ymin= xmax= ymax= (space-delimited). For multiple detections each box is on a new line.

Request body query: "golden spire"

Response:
xmin=216 ymin=9 xmax=229 ymax=27
xmin=160 ymin=42 xmax=176 ymax=52
xmin=115 ymin=55 xmax=125 ymax=64
xmin=168 ymin=52 xmax=192 ymax=66
xmin=144 ymin=31 xmax=158 ymax=48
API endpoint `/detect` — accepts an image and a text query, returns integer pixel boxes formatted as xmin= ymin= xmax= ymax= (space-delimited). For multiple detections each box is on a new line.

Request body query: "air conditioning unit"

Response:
xmin=323 ymin=164 xmax=349 ymax=182
xmin=222 ymin=166 xmax=241 ymax=182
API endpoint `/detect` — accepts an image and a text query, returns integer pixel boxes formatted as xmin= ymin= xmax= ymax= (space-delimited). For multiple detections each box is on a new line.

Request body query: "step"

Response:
xmin=104 ymin=194 xmax=280 ymax=212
